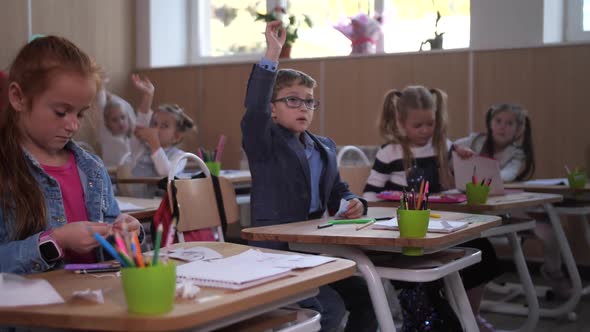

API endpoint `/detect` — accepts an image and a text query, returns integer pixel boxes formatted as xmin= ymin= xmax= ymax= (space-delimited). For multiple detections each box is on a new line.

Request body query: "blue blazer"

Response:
xmin=241 ymin=65 xmax=366 ymax=237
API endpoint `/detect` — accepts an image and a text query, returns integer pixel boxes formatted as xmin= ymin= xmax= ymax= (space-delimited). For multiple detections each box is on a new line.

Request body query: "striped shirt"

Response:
xmin=363 ymin=139 xmax=451 ymax=200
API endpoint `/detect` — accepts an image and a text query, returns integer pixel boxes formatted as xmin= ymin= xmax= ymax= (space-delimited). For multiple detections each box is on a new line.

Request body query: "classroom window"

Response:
xmin=383 ymin=0 xmax=470 ymax=52
xmin=208 ymin=0 xmax=267 ymax=56
xmin=584 ymin=0 xmax=590 ymax=31
xmin=201 ymin=0 xmax=470 ymax=60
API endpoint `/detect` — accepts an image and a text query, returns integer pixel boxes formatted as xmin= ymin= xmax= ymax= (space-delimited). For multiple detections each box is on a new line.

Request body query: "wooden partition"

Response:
xmin=137 ymin=44 xmax=590 ymax=175
xmin=473 ymin=44 xmax=590 ymax=177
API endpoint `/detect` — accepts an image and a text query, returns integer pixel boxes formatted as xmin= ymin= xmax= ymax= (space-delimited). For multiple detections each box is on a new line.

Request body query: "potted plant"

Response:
xmin=420 ymin=10 xmax=444 ymax=51
xmin=253 ymin=6 xmax=312 ymax=58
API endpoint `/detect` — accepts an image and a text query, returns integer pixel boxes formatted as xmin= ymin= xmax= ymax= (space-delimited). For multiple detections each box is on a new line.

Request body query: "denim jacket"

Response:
xmin=0 ymin=141 xmax=120 ymax=274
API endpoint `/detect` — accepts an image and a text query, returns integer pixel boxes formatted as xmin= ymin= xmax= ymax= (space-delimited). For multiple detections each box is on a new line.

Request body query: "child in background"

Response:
xmin=0 ymin=36 xmax=141 ymax=274
xmin=454 ymin=103 xmax=535 ymax=182
xmin=363 ymin=86 xmax=500 ymax=332
xmin=96 ymin=79 xmax=136 ymax=168
xmin=242 ymin=21 xmax=376 ymax=332
xmin=116 ymin=75 xmax=195 ymax=197
xmin=455 ymin=104 xmax=569 ymax=298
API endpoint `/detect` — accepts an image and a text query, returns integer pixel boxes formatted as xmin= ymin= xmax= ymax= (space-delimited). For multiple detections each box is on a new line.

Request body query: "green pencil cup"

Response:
xmin=466 ymin=183 xmax=490 ymax=205
xmin=205 ymin=161 xmax=221 ymax=177
xmin=121 ymin=263 xmax=176 ymax=315
xmin=398 ymin=209 xmax=430 ymax=256
xmin=568 ymin=172 xmax=587 ymax=190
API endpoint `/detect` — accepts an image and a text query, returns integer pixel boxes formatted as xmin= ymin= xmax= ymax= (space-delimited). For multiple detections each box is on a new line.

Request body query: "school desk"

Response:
xmin=506 ymin=183 xmax=590 ymax=300
xmin=370 ymin=191 xmax=579 ymax=326
xmin=505 ymin=182 xmax=590 ymax=195
xmin=242 ymin=207 xmax=502 ymax=332
xmin=219 ymin=169 xmax=252 ymax=187
xmin=116 ymin=195 xmax=161 ymax=220
xmin=0 ymin=242 xmax=355 ymax=332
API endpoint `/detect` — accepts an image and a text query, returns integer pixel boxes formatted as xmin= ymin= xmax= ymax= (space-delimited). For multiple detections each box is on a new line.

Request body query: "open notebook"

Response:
xmin=373 ymin=218 xmax=469 ymax=233
xmin=176 ymin=249 xmax=336 ymax=290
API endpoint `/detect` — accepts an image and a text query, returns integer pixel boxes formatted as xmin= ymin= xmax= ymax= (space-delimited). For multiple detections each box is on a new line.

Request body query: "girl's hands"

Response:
xmin=264 ymin=21 xmax=287 ymax=62
xmin=343 ymin=198 xmax=364 ymax=219
xmin=52 ymin=222 xmax=110 ymax=254
xmin=113 ymin=213 xmax=141 ymax=235
xmin=453 ymin=144 xmax=474 ymax=159
xmin=135 ymin=127 xmax=161 ymax=153
xmin=131 ymin=74 xmax=154 ymax=98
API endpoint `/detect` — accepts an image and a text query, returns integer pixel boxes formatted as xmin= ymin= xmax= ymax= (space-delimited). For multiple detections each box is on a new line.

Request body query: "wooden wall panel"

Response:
xmin=0 ymin=0 xmax=28 ymax=70
xmin=198 ymin=64 xmax=252 ymax=169
xmin=411 ymin=52 xmax=470 ymax=139
xmin=473 ymin=45 xmax=590 ymax=178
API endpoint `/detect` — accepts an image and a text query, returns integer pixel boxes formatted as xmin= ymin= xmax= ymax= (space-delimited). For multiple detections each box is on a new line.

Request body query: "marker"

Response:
xmin=153 ymin=223 xmax=163 ymax=266
xmin=317 ymin=223 xmax=333 ymax=229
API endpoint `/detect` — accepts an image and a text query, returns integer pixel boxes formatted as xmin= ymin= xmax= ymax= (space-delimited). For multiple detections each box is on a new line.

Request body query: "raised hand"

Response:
xmin=264 ymin=21 xmax=287 ymax=62
xmin=131 ymin=74 xmax=154 ymax=97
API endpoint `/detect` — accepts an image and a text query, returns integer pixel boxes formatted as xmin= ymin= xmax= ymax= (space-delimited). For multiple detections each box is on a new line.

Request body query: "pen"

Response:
xmin=375 ymin=217 xmax=393 ymax=221
xmin=317 ymin=223 xmax=333 ymax=229
xmin=74 ymin=267 xmax=121 ymax=274
xmin=356 ymin=220 xmax=376 ymax=231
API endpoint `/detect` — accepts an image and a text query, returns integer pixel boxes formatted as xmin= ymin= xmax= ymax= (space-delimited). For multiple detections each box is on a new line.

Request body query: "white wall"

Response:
xmin=544 ymin=0 xmax=565 ymax=43
xmin=150 ymin=0 xmax=188 ymax=67
xmin=470 ymin=0 xmax=545 ymax=49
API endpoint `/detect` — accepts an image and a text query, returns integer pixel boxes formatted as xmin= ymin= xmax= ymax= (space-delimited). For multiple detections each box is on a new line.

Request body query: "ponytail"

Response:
xmin=516 ymin=116 xmax=535 ymax=180
xmin=429 ymin=88 xmax=452 ymax=188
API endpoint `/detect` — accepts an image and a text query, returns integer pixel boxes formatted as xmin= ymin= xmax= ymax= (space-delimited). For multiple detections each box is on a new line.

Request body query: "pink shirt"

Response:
xmin=42 ymin=152 xmax=95 ymax=263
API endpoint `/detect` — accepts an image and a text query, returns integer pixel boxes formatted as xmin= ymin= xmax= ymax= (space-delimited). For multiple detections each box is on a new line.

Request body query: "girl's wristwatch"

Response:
xmin=38 ymin=230 xmax=64 ymax=262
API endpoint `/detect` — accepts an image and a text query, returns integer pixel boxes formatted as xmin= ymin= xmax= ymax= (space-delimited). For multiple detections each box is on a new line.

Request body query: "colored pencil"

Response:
xmin=153 ymin=224 xmax=163 ymax=266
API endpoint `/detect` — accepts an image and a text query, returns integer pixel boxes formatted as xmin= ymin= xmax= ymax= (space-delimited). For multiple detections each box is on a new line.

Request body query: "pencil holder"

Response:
xmin=466 ymin=183 xmax=490 ymax=205
xmin=398 ymin=209 xmax=430 ymax=256
xmin=568 ymin=172 xmax=587 ymax=190
xmin=205 ymin=161 xmax=221 ymax=177
xmin=121 ymin=263 xmax=176 ymax=315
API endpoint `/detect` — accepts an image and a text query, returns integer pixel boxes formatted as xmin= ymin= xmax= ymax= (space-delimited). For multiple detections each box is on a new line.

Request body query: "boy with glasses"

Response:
xmin=241 ymin=21 xmax=377 ymax=332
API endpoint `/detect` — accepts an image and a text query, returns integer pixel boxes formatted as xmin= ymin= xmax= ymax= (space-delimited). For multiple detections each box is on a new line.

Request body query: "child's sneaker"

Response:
xmin=476 ymin=315 xmax=497 ymax=332
xmin=540 ymin=264 xmax=572 ymax=300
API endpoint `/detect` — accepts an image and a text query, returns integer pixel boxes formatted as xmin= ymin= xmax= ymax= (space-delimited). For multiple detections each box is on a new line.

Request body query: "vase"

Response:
xmin=279 ymin=44 xmax=292 ymax=58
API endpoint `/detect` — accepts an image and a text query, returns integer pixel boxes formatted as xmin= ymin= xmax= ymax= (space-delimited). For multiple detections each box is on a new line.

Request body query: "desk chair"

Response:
xmin=336 ymin=145 xmax=372 ymax=196
xmin=168 ymin=153 xmax=226 ymax=242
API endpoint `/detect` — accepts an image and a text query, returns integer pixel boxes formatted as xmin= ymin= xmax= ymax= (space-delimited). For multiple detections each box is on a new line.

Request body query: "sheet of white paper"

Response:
xmin=0 ymin=273 xmax=65 ymax=307
xmin=373 ymin=218 xmax=469 ymax=233
xmin=523 ymin=178 xmax=568 ymax=186
xmin=167 ymin=247 xmax=223 ymax=262
xmin=116 ymin=199 xmax=143 ymax=212
xmin=238 ymin=249 xmax=336 ymax=269
xmin=335 ymin=199 xmax=349 ymax=217
xmin=452 ymin=152 xmax=504 ymax=195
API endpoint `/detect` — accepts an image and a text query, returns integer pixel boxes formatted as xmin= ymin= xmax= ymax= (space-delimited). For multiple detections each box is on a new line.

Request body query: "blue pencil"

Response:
xmin=90 ymin=230 xmax=128 ymax=267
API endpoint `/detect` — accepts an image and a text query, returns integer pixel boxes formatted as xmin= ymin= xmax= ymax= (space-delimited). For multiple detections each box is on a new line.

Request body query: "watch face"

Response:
xmin=40 ymin=241 xmax=60 ymax=261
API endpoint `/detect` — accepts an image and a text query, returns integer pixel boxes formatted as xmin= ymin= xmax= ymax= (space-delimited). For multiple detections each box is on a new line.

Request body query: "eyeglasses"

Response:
xmin=272 ymin=96 xmax=320 ymax=111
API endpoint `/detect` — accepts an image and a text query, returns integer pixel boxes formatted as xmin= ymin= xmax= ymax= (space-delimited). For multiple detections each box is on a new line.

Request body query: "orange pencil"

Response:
xmin=416 ymin=179 xmax=425 ymax=210
xmin=132 ymin=233 xmax=144 ymax=268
